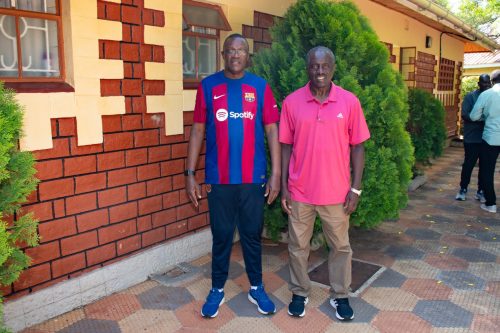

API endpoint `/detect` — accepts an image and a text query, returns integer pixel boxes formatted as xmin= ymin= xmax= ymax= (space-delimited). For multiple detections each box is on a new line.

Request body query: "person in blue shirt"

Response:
xmin=470 ymin=70 xmax=500 ymax=213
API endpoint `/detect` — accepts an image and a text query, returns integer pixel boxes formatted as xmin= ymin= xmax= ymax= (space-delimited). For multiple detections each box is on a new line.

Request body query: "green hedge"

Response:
xmin=253 ymin=0 xmax=414 ymax=238
xmin=407 ymin=88 xmax=447 ymax=165
xmin=0 ymin=82 xmax=39 ymax=332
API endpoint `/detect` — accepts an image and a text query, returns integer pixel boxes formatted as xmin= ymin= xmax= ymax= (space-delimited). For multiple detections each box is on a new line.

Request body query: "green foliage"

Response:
xmin=407 ymin=89 xmax=447 ymax=165
xmin=432 ymin=0 xmax=450 ymax=9
xmin=253 ymin=0 xmax=414 ymax=236
xmin=461 ymin=76 xmax=479 ymax=98
xmin=0 ymin=82 xmax=39 ymax=332
xmin=455 ymin=0 xmax=499 ymax=38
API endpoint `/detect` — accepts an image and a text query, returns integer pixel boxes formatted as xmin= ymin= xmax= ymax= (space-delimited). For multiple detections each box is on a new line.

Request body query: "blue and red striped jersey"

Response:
xmin=193 ymin=71 xmax=279 ymax=184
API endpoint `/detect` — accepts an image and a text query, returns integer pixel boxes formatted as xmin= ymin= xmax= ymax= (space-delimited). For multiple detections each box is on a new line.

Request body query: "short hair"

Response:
xmin=491 ymin=70 xmax=500 ymax=84
xmin=306 ymin=46 xmax=335 ymax=66
xmin=478 ymin=74 xmax=491 ymax=83
xmin=223 ymin=33 xmax=249 ymax=52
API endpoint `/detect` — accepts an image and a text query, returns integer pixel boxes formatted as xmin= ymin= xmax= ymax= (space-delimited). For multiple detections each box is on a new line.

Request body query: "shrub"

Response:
xmin=461 ymin=76 xmax=479 ymax=98
xmin=253 ymin=0 xmax=414 ymax=237
xmin=0 ymin=82 xmax=39 ymax=332
xmin=407 ymin=88 xmax=447 ymax=165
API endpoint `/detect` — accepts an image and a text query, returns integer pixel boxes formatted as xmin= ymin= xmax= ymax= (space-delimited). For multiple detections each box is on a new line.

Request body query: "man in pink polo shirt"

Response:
xmin=280 ymin=46 xmax=370 ymax=320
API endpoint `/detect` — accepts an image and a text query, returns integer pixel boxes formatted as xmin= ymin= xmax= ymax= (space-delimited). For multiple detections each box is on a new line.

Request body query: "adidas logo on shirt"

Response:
xmin=337 ymin=113 xmax=344 ymax=119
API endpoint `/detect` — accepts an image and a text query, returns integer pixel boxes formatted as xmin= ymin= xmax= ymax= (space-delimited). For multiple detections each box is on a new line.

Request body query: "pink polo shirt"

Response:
xmin=279 ymin=82 xmax=370 ymax=205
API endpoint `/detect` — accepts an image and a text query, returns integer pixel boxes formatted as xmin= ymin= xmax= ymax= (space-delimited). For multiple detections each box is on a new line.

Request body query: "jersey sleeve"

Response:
xmin=193 ymin=83 xmax=207 ymax=123
xmin=348 ymin=96 xmax=370 ymax=145
xmin=262 ymin=84 xmax=280 ymax=125
xmin=279 ymin=97 xmax=294 ymax=144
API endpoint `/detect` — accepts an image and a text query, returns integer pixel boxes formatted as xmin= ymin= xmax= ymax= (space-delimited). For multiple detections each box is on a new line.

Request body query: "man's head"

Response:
xmin=491 ymin=70 xmax=500 ymax=85
xmin=478 ymin=74 xmax=491 ymax=92
xmin=222 ymin=34 xmax=250 ymax=79
xmin=306 ymin=46 xmax=336 ymax=90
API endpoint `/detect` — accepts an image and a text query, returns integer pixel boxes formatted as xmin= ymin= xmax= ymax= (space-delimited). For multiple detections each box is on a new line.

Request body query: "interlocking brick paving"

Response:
xmin=18 ymin=147 xmax=500 ymax=332
xmin=401 ymin=278 xmax=452 ymax=300
xmin=413 ymin=300 xmax=473 ymax=327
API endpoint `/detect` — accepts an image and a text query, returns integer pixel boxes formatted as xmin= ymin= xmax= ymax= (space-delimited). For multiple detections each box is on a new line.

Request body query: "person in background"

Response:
xmin=185 ymin=34 xmax=281 ymax=318
xmin=280 ymin=46 xmax=370 ymax=320
xmin=470 ymin=70 xmax=500 ymax=213
xmin=456 ymin=74 xmax=491 ymax=201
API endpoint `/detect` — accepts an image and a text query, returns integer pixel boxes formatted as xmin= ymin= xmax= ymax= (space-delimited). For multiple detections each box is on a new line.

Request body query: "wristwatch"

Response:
xmin=350 ymin=187 xmax=362 ymax=196
xmin=184 ymin=169 xmax=196 ymax=176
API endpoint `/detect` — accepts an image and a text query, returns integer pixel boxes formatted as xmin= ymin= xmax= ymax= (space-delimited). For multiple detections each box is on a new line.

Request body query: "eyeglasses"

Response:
xmin=224 ymin=49 xmax=248 ymax=56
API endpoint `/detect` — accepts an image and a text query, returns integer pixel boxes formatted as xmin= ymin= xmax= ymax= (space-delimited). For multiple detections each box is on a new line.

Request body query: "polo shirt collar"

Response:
xmin=305 ymin=81 xmax=337 ymax=103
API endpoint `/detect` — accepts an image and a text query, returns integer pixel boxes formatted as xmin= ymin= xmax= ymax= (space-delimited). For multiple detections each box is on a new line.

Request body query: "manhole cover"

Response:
xmin=309 ymin=259 xmax=383 ymax=295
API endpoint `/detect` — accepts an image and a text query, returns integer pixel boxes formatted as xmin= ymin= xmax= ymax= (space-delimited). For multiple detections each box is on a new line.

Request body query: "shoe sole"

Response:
xmin=329 ymin=299 xmax=354 ymax=321
xmin=201 ymin=297 xmax=225 ymax=318
xmin=287 ymin=297 xmax=309 ymax=317
xmin=480 ymin=206 xmax=497 ymax=213
xmin=248 ymin=293 xmax=276 ymax=315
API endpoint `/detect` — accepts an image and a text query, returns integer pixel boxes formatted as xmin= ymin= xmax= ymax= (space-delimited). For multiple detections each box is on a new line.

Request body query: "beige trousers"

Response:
xmin=288 ymin=200 xmax=352 ymax=299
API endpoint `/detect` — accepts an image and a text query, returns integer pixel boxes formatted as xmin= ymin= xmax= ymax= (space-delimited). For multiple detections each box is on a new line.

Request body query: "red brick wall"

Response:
xmin=242 ymin=11 xmax=280 ymax=53
xmin=3 ymin=0 xmax=209 ymax=300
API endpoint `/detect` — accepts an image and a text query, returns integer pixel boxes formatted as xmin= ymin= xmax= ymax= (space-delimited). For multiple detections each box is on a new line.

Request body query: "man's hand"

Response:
xmin=343 ymin=191 xmax=360 ymax=215
xmin=186 ymin=175 xmax=201 ymax=207
xmin=280 ymin=187 xmax=292 ymax=215
xmin=265 ymin=174 xmax=280 ymax=204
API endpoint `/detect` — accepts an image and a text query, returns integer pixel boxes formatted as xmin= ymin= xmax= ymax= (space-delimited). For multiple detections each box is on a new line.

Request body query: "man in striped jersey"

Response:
xmin=185 ymin=34 xmax=280 ymax=318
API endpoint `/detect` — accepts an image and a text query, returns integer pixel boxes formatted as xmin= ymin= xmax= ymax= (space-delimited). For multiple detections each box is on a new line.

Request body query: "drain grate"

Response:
xmin=308 ymin=259 xmax=384 ymax=296
xmin=150 ymin=262 xmax=203 ymax=287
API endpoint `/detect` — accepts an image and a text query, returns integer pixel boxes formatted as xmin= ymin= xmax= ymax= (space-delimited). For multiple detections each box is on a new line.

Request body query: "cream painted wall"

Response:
xmin=464 ymin=66 xmax=500 ymax=77
xmin=18 ymin=0 xmax=125 ymax=151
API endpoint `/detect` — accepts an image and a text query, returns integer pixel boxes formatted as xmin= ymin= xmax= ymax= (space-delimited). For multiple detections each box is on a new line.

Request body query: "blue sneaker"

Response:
xmin=248 ymin=284 xmax=276 ymax=315
xmin=201 ymin=288 xmax=224 ymax=318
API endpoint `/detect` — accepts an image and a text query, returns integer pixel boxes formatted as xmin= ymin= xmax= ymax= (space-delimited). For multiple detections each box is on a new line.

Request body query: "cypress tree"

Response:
xmin=253 ymin=0 xmax=414 ymax=233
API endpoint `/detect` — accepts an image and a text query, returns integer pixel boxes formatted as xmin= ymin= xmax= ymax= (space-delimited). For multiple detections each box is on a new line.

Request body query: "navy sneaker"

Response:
xmin=288 ymin=294 xmax=309 ymax=317
xmin=474 ymin=190 xmax=486 ymax=203
xmin=201 ymin=288 xmax=224 ymax=318
xmin=455 ymin=188 xmax=467 ymax=201
xmin=330 ymin=298 xmax=354 ymax=321
xmin=248 ymin=284 xmax=276 ymax=315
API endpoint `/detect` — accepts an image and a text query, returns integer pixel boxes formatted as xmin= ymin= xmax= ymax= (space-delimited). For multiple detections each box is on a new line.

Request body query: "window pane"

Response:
xmin=183 ymin=35 xmax=196 ymax=79
xmin=0 ymin=0 xmax=11 ymax=9
xmin=0 ymin=14 xmax=18 ymax=77
xmin=16 ymin=0 xmax=57 ymax=14
xmin=198 ymin=38 xmax=216 ymax=79
xmin=20 ymin=17 xmax=59 ymax=77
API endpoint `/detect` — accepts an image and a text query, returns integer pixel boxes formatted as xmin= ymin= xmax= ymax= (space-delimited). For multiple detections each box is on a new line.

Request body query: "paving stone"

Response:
xmin=438 ymin=271 xmax=486 ymax=290
xmin=421 ymin=215 xmax=454 ymax=224
xmin=414 ymin=300 xmax=473 ymax=327
xmin=430 ymin=328 xmax=474 ymax=333
xmin=471 ymin=314 xmax=500 ymax=333
xmin=220 ymin=317 xmax=282 ymax=333
xmin=319 ymin=296 xmax=378 ymax=323
xmin=175 ymin=300 xmax=235 ymax=330
xmin=270 ymin=308 xmax=331 ymax=333
xmin=486 ymin=281 xmax=500 ymax=298
xmin=325 ymin=322 xmax=380 ymax=333
xmin=202 ymin=260 xmax=245 ymax=280
xmin=441 ymin=234 xmax=481 ymax=248
xmin=450 ymin=290 xmax=499 ymax=316
xmin=402 ymin=278 xmax=452 ymax=300
xmin=118 ymin=309 xmax=181 ymax=333
xmin=138 ymin=285 xmax=194 ymax=310
xmin=391 ymin=260 xmax=440 ymax=279
xmin=405 ymin=228 xmax=442 ymax=240
xmin=465 ymin=230 xmax=499 ymax=242
xmin=480 ymin=242 xmax=500 ymax=256
xmin=84 ymin=293 xmax=141 ymax=321
xmin=467 ymin=262 xmax=500 ymax=281
xmin=452 ymin=248 xmax=496 ymax=263
xmin=58 ymin=319 xmax=121 ymax=333
xmin=225 ymin=291 xmax=284 ymax=317
xmin=370 ymin=269 xmax=407 ymax=288
xmin=361 ymin=287 xmax=418 ymax=311
xmin=476 ymin=217 xmax=500 ymax=227
xmin=433 ymin=204 xmax=465 ymax=214
xmin=414 ymin=240 xmax=448 ymax=253
xmin=384 ymin=245 xmax=425 ymax=260
xmin=425 ymin=254 xmax=469 ymax=271
xmin=32 ymin=309 xmax=85 ymax=332
xmin=275 ymin=264 xmax=290 ymax=282
xmin=372 ymin=311 xmax=432 ymax=333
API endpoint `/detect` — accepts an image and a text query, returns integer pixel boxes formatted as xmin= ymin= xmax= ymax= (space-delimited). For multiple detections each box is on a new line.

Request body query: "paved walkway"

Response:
xmin=21 ymin=147 xmax=499 ymax=333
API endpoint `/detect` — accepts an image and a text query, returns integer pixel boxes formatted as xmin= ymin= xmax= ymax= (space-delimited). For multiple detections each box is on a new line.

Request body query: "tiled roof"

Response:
xmin=464 ymin=50 xmax=500 ymax=65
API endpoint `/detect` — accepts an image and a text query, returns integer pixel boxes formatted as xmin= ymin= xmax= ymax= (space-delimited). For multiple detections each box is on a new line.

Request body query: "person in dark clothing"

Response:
xmin=456 ymin=74 xmax=491 ymax=201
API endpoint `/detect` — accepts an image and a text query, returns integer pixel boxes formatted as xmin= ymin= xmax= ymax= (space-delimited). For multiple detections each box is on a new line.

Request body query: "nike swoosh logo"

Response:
xmin=214 ymin=94 xmax=225 ymax=100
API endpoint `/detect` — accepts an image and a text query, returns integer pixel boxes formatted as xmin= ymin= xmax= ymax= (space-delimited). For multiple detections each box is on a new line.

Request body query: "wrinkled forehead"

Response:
xmin=308 ymin=50 xmax=334 ymax=66
xmin=223 ymin=37 xmax=249 ymax=51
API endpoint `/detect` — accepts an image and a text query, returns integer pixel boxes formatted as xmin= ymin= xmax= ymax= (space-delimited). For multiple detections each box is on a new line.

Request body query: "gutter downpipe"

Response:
xmin=405 ymin=0 xmax=499 ymax=51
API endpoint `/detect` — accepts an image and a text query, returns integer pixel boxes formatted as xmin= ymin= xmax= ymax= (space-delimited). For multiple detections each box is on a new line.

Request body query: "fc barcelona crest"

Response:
xmin=244 ymin=92 xmax=255 ymax=102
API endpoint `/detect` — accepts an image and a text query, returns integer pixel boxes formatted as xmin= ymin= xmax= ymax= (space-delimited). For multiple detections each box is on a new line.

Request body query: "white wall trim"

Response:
xmin=4 ymin=230 xmax=212 ymax=332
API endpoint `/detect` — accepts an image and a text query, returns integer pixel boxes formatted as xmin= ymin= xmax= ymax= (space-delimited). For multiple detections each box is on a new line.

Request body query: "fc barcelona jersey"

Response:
xmin=193 ymin=71 xmax=279 ymax=184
